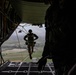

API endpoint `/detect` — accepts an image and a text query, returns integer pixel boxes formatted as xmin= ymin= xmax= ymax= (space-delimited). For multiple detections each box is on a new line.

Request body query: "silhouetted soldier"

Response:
xmin=37 ymin=0 xmax=76 ymax=74
xmin=44 ymin=0 xmax=76 ymax=75
xmin=24 ymin=29 xmax=38 ymax=59
xmin=37 ymin=0 xmax=65 ymax=74
xmin=43 ymin=0 xmax=65 ymax=75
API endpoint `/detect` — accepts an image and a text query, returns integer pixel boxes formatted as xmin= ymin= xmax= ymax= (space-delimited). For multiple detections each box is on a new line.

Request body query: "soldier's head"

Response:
xmin=43 ymin=0 xmax=60 ymax=5
xmin=28 ymin=29 xmax=32 ymax=33
xmin=43 ymin=0 xmax=52 ymax=4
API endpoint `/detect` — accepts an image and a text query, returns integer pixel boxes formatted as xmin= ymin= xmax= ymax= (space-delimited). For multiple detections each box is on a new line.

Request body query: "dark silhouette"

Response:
xmin=24 ymin=29 xmax=38 ymax=59
xmin=37 ymin=56 xmax=47 ymax=71
xmin=38 ymin=0 xmax=76 ymax=75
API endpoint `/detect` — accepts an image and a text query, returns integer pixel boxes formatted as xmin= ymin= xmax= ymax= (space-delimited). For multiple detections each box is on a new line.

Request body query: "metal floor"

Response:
xmin=0 ymin=62 xmax=55 ymax=75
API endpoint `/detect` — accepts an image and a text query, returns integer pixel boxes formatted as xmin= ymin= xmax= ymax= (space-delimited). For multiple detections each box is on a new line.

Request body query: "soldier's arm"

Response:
xmin=34 ymin=34 xmax=38 ymax=40
xmin=24 ymin=35 xmax=28 ymax=41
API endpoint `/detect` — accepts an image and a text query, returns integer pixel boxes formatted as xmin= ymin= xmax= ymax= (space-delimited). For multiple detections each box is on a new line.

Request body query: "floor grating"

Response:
xmin=0 ymin=62 xmax=55 ymax=75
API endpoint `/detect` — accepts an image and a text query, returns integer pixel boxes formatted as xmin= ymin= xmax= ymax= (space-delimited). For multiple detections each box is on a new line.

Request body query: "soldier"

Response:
xmin=24 ymin=29 xmax=38 ymax=59
xmin=37 ymin=0 xmax=65 ymax=75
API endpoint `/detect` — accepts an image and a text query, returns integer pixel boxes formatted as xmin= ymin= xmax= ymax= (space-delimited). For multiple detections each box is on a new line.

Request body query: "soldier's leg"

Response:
xmin=28 ymin=45 xmax=32 ymax=59
xmin=31 ymin=45 xmax=34 ymax=53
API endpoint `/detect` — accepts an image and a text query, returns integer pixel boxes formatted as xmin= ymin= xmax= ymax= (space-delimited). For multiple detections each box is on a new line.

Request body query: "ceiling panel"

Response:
xmin=21 ymin=1 xmax=49 ymax=24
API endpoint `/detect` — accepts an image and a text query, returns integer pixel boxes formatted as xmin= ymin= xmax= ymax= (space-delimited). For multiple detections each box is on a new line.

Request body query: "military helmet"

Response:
xmin=28 ymin=29 xmax=32 ymax=33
